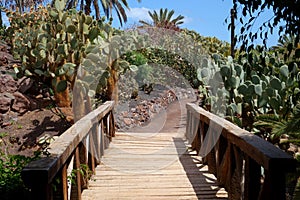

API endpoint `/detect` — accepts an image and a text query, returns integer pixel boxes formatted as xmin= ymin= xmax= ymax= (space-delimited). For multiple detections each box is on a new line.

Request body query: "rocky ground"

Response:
xmin=0 ymin=42 xmax=72 ymax=156
xmin=115 ymin=84 xmax=195 ymax=131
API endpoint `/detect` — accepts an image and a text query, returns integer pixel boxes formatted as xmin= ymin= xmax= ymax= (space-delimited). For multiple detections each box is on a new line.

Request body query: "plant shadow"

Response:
xmin=19 ymin=115 xmax=71 ymax=151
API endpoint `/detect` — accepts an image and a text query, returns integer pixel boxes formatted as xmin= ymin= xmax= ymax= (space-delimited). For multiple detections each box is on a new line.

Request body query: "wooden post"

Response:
xmin=259 ymin=169 xmax=286 ymax=200
xmin=79 ymin=142 xmax=89 ymax=189
xmin=244 ymin=155 xmax=261 ymax=200
xmin=61 ymin=164 xmax=68 ymax=200
xmin=110 ymin=112 xmax=116 ymax=138
xmin=88 ymin=130 xmax=96 ymax=174
xmin=21 ymin=157 xmax=57 ymax=200
xmin=71 ymin=147 xmax=82 ymax=200
xmin=100 ymin=120 xmax=105 ymax=157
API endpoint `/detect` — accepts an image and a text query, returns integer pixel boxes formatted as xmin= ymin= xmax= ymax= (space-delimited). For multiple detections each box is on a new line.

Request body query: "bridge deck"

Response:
xmin=82 ymin=100 xmax=228 ymax=199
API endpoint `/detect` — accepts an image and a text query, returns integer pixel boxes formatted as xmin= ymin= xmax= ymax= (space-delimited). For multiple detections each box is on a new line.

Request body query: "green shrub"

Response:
xmin=0 ymin=150 xmax=40 ymax=200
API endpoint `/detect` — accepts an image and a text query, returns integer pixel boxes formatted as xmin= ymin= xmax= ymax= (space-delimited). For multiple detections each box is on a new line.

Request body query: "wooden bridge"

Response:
xmin=22 ymin=100 xmax=296 ymax=200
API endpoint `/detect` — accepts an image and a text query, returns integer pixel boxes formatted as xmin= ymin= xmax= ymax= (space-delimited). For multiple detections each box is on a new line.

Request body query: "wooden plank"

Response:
xmin=81 ymin=106 xmax=228 ymax=200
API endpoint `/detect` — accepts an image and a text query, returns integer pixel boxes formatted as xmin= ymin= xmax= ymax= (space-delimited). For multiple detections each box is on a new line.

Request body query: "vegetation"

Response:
xmin=1 ymin=0 xmax=300 ymax=197
xmin=0 ymin=148 xmax=40 ymax=200
xmin=6 ymin=0 xmax=110 ymax=107
xmin=1 ymin=0 xmax=44 ymax=13
xmin=232 ymin=0 xmax=300 ymax=49
xmin=139 ymin=8 xmax=184 ymax=31
xmin=196 ymin=38 xmax=300 ymax=139
xmin=64 ymin=0 xmax=141 ymax=25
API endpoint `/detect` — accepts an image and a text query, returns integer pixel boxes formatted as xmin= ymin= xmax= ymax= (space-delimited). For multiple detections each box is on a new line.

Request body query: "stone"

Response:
xmin=0 ymin=74 xmax=17 ymax=93
xmin=35 ymin=94 xmax=43 ymax=99
xmin=18 ymin=77 xmax=34 ymax=93
xmin=288 ymin=143 xmax=298 ymax=153
xmin=123 ymin=118 xmax=132 ymax=126
xmin=12 ymin=92 xmax=31 ymax=114
xmin=0 ymin=113 xmax=3 ymax=125
xmin=0 ymin=93 xmax=13 ymax=113
xmin=122 ymin=111 xmax=129 ymax=117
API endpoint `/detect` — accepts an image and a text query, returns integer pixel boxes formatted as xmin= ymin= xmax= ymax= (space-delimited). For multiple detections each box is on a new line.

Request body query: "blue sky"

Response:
xmin=112 ymin=0 xmax=280 ymax=47
xmin=1 ymin=0 xmax=280 ymax=47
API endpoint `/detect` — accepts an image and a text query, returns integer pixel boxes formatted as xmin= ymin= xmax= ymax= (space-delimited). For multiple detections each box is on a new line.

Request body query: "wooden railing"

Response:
xmin=22 ymin=101 xmax=115 ymax=200
xmin=186 ymin=103 xmax=296 ymax=200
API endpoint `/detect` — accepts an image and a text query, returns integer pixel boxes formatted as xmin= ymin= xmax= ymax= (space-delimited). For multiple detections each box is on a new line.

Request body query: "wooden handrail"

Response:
xmin=22 ymin=101 xmax=115 ymax=200
xmin=186 ymin=103 xmax=296 ymax=200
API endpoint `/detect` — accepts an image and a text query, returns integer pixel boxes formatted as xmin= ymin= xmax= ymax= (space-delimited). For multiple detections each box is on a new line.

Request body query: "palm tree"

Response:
xmin=139 ymin=8 xmax=184 ymax=31
xmin=271 ymin=34 xmax=300 ymax=61
xmin=65 ymin=0 xmax=141 ymax=25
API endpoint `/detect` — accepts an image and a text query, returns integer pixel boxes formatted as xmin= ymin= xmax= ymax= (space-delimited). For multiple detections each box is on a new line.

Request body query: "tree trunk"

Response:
xmin=54 ymin=76 xmax=71 ymax=107
xmin=106 ymin=68 xmax=118 ymax=102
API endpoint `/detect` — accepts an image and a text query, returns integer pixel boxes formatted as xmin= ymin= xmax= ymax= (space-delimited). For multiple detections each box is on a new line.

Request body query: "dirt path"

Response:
xmin=125 ymin=98 xmax=196 ymax=134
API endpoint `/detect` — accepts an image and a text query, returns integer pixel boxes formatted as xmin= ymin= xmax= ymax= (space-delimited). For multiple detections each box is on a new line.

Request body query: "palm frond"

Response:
xmin=140 ymin=8 xmax=184 ymax=30
xmin=139 ymin=20 xmax=151 ymax=27
xmin=172 ymin=15 xmax=184 ymax=23
xmin=285 ymin=104 xmax=300 ymax=137
xmin=113 ymin=0 xmax=127 ymax=25
xmin=120 ymin=0 xmax=129 ymax=9
xmin=166 ymin=9 xmax=174 ymax=22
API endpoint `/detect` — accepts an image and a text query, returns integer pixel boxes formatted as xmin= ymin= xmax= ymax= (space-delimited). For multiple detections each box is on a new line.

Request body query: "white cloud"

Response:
xmin=182 ymin=16 xmax=192 ymax=24
xmin=127 ymin=7 xmax=152 ymax=22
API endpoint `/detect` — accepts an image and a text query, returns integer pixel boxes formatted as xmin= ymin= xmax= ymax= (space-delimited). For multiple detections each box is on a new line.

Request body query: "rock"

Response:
xmin=0 ymin=43 xmax=16 ymax=65
xmin=12 ymin=92 xmax=31 ymax=114
xmin=123 ymin=118 xmax=132 ymax=126
xmin=0 ymin=93 xmax=14 ymax=113
xmin=122 ymin=111 xmax=129 ymax=117
xmin=288 ymin=143 xmax=298 ymax=153
xmin=43 ymin=91 xmax=50 ymax=98
xmin=18 ymin=77 xmax=34 ymax=93
xmin=0 ymin=113 xmax=3 ymax=125
xmin=35 ymin=94 xmax=43 ymax=99
xmin=0 ymin=74 xmax=18 ymax=93
xmin=59 ymin=107 xmax=74 ymax=124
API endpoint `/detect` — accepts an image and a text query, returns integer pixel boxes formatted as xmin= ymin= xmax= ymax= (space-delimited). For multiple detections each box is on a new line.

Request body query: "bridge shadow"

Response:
xmin=173 ymin=137 xmax=228 ymax=200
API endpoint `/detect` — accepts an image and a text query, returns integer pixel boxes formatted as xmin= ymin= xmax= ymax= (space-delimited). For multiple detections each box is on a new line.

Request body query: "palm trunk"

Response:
xmin=93 ymin=0 xmax=100 ymax=20
xmin=84 ymin=0 xmax=92 ymax=15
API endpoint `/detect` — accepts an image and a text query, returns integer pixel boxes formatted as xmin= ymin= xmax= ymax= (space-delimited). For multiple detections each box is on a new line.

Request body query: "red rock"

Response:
xmin=0 ymin=93 xmax=13 ymax=113
xmin=123 ymin=118 xmax=132 ymax=126
xmin=0 ymin=74 xmax=17 ymax=93
xmin=122 ymin=111 xmax=129 ymax=117
xmin=18 ymin=77 xmax=33 ymax=93
xmin=12 ymin=92 xmax=31 ymax=114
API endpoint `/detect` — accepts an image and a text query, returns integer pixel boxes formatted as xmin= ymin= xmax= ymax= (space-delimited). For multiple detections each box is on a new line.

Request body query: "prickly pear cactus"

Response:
xmin=6 ymin=0 xmax=105 ymax=106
